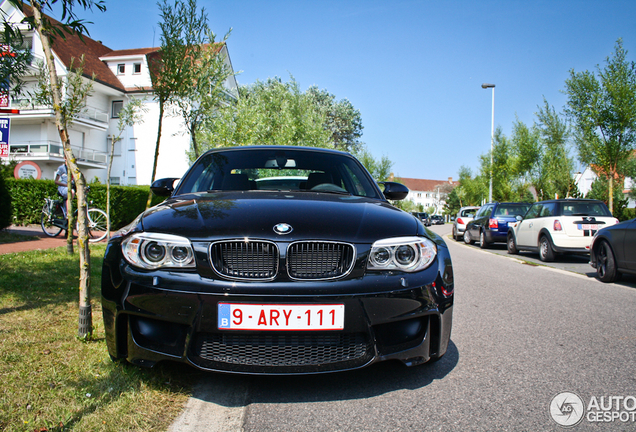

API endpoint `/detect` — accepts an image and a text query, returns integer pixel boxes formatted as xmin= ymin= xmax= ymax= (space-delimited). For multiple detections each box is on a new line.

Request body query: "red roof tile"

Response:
xmin=23 ymin=5 xmax=124 ymax=92
xmin=398 ymin=177 xmax=455 ymax=192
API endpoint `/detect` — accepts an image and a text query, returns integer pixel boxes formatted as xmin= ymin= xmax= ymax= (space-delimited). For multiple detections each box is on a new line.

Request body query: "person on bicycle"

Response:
xmin=54 ymin=162 xmax=69 ymax=200
xmin=54 ymin=162 xmax=73 ymax=231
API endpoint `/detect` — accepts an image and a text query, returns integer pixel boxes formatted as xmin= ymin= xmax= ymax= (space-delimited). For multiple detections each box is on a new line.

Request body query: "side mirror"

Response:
xmin=516 ymin=215 xmax=523 ymax=221
xmin=380 ymin=181 xmax=409 ymax=201
xmin=151 ymin=178 xmax=180 ymax=197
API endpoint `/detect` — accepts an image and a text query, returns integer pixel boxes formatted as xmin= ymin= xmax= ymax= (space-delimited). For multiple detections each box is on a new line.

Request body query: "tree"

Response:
xmin=0 ymin=8 xmax=32 ymax=96
xmin=147 ymin=0 xmax=215 ymax=207
xmin=167 ymin=0 xmax=234 ymax=160
xmin=586 ymin=174 xmax=629 ymax=219
xmin=624 ymin=154 xmax=636 ymax=203
xmin=106 ymin=98 xmax=146 ymax=239
xmin=511 ymin=100 xmax=576 ymax=201
xmin=480 ymin=128 xmax=521 ymax=202
xmin=455 ymin=166 xmax=486 ymax=206
xmin=306 ymin=86 xmax=363 ymax=153
xmin=535 ymin=100 xmax=576 ymax=199
xmin=353 ymin=146 xmax=392 ymax=182
xmin=565 ymin=38 xmax=636 ymax=213
xmin=444 ymin=188 xmax=461 ymax=216
xmin=33 ymin=57 xmax=94 ymax=254
xmin=4 ymin=0 xmax=106 ymax=339
xmin=197 ymin=77 xmax=331 ymax=152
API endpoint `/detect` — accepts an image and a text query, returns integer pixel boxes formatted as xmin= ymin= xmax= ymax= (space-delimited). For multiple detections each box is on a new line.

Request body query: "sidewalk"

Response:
xmin=0 ymin=225 xmax=77 ymax=255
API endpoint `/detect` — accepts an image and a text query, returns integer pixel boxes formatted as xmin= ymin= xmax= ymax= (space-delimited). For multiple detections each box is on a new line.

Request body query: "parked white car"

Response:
xmin=452 ymin=206 xmax=480 ymax=241
xmin=507 ymin=199 xmax=619 ymax=262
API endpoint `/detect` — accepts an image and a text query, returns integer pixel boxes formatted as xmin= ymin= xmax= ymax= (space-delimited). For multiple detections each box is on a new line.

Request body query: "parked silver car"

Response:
xmin=452 ymin=206 xmax=480 ymax=241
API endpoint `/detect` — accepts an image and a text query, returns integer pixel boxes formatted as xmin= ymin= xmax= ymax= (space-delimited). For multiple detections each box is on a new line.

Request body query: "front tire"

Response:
xmin=539 ymin=235 xmax=555 ymax=262
xmin=596 ymin=240 xmax=620 ymax=282
xmin=507 ymin=233 xmax=518 ymax=254
xmin=41 ymin=203 xmax=64 ymax=237
xmin=86 ymin=208 xmax=108 ymax=242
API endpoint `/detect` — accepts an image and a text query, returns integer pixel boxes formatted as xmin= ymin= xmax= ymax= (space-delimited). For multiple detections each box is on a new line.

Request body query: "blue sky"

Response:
xmin=75 ymin=0 xmax=636 ymax=181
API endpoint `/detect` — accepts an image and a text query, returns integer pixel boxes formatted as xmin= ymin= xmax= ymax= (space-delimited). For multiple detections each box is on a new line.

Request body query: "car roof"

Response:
xmin=200 ymin=145 xmax=351 ymax=158
xmin=532 ymin=198 xmax=604 ymax=203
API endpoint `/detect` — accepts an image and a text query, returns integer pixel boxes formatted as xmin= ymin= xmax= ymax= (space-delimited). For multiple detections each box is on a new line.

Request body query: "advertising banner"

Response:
xmin=0 ymin=117 xmax=9 ymax=157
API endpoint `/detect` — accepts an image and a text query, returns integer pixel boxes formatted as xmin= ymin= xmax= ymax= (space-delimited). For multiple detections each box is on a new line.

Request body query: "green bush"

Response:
xmin=5 ymin=178 xmax=165 ymax=230
xmin=0 ymin=174 xmax=12 ymax=229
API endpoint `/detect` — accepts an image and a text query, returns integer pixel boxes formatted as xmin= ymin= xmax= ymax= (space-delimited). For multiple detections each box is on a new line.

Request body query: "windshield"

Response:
xmin=560 ymin=201 xmax=611 ymax=217
xmin=494 ymin=204 xmax=531 ymax=217
xmin=175 ymin=148 xmax=383 ymax=199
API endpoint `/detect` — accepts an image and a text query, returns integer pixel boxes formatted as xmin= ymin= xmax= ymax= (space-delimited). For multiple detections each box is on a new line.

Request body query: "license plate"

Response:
xmin=218 ymin=303 xmax=345 ymax=331
xmin=578 ymin=224 xmax=598 ymax=230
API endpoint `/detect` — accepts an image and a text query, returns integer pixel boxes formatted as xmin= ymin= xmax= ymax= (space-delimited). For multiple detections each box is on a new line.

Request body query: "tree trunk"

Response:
xmin=191 ymin=121 xmax=199 ymax=159
xmin=146 ymin=100 xmax=165 ymax=209
xmin=106 ymin=135 xmax=116 ymax=241
xmin=33 ymin=4 xmax=92 ymax=338
xmin=65 ymin=161 xmax=74 ymax=254
xmin=608 ymin=173 xmax=614 ymax=215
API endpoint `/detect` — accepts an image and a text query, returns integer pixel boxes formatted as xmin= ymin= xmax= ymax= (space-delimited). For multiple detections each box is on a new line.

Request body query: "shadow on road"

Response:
xmin=188 ymin=340 xmax=459 ymax=407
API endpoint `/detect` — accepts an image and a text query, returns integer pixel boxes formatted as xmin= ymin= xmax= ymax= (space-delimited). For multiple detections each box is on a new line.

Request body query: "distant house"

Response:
xmin=1 ymin=1 xmax=238 ymax=185
xmin=394 ymin=175 xmax=456 ymax=215
xmin=575 ymin=166 xmax=635 ymax=208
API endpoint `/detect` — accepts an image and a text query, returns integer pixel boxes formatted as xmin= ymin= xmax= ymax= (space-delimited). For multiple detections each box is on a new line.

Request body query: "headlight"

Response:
xmin=122 ymin=233 xmax=195 ymax=269
xmin=367 ymin=236 xmax=437 ymax=272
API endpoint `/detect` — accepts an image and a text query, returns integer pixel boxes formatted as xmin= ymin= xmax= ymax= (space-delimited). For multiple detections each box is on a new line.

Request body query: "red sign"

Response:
xmin=0 ymin=91 xmax=8 ymax=108
xmin=14 ymin=161 xmax=42 ymax=179
xmin=0 ymin=143 xmax=8 ymax=157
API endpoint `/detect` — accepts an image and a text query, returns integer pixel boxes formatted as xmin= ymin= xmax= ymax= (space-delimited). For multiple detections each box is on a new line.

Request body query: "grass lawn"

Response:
xmin=0 ymin=245 xmax=199 ymax=431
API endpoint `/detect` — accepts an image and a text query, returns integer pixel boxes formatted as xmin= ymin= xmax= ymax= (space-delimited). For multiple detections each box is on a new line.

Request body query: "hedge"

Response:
xmin=5 ymin=178 xmax=165 ymax=230
xmin=0 ymin=174 xmax=12 ymax=230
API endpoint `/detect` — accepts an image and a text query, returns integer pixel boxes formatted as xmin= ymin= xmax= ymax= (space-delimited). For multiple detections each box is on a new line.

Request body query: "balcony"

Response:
xmin=11 ymin=98 xmax=109 ymax=128
xmin=9 ymin=141 xmax=108 ymax=168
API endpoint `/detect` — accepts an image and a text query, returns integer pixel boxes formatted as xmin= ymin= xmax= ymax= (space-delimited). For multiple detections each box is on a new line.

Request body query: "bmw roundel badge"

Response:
xmin=273 ymin=223 xmax=293 ymax=235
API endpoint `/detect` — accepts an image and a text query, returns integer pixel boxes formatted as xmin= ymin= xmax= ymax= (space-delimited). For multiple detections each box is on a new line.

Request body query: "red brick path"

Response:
xmin=0 ymin=225 xmax=80 ymax=254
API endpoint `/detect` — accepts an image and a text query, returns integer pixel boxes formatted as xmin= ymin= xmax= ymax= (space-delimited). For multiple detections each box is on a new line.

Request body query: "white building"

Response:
xmin=1 ymin=1 xmax=237 ymax=185
xmin=397 ymin=176 xmax=455 ymax=215
xmin=575 ymin=166 xmax=635 ymax=208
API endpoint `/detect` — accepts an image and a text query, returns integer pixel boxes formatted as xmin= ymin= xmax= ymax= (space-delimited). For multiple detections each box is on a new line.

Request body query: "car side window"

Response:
xmin=476 ymin=206 xmax=488 ymax=218
xmin=525 ymin=204 xmax=542 ymax=219
xmin=540 ymin=203 xmax=556 ymax=217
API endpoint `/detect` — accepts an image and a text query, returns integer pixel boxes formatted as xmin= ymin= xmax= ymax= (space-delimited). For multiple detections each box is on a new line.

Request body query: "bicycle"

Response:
xmin=41 ymin=187 xmax=108 ymax=242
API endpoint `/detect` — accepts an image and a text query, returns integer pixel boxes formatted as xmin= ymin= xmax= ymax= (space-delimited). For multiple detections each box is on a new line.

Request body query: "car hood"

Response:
xmin=139 ymin=191 xmax=421 ymax=244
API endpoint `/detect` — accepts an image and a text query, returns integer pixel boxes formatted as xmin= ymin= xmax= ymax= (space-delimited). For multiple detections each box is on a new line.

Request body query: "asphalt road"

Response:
xmin=169 ymin=224 xmax=636 ymax=431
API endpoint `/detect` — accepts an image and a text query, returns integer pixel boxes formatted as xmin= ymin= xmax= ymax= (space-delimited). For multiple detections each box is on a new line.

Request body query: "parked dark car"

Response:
xmin=412 ymin=212 xmax=431 ymax=226
xmin=464 ymin=202 xmax=531 ymax=248
xmin=589 ymin=218 xmax=636 ymax=282
xmin=102 ymin=146 xmax=454 ymax=375
xmin=431 ymin=215 xmax=445 ymax=225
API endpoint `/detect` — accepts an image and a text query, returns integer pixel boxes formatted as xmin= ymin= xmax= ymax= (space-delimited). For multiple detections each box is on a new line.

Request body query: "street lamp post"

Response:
xmin=481 ymin=83 xmax=495 ymax=203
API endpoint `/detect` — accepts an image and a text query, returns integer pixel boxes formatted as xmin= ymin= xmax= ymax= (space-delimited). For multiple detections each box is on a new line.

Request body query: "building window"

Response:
xmin=107 ymin=137 xmax=122 ymax=156
xmin=133 ymin=63 xmax=141 ymax=74
xmin=110 ymin=177 xmax=120 ymax=185
xmin=117 ymin=64 xmax=125 ymax=75
xmin=112 ymin=100 xmax=123 ymax=118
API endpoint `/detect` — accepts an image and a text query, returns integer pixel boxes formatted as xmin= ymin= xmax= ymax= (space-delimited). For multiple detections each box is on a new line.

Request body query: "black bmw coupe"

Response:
xmin=102 ymin=146 xmax=454 ymax=374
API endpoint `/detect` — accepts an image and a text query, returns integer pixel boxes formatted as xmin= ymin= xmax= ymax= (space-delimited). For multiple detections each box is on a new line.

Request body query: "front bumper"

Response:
xmin=101 ymin=240 xmax=454 ymax=375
